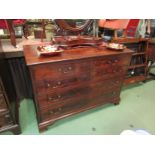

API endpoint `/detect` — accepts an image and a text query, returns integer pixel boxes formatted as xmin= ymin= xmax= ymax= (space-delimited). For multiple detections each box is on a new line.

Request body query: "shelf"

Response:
xmin=128 ymin=64 xmax=146 ymax=69
xmin=124 ymin=75 xmax=146 ymax=85
xmin=132 ymin=52 xmax=145 ymax=56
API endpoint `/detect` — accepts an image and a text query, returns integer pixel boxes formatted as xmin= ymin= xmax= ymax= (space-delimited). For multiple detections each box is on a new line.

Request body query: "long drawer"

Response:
xmin=0 ymin=93 xmax=7 ymax=110
xmin=36 ymin=76 xmax=123 ymax=109
xmin=0 ymin=112 xmax=13 ymax=129
xmin=39 ymin=88 xmax=120 ymax=122
xmin=31 ymin=60 xmax=92 ymax=81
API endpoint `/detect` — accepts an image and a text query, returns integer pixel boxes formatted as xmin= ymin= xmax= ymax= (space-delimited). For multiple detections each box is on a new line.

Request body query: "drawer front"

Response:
xmin=40 ymin=97 xmax=89 ymax=122
xmin=36 ymin=85 xmax=92 ymax=108
xmin=34 ymin=72 xmax=91 ymax=96
xmin=92 ymin=76 xmax=123 ymax=92
xmin=92 ymin=65 xmax=127 ymax=79
xmin=31 ymin=60 xmax=91 ymax=81
xmin=92 ymin=54 xmax=130 ymax=67
xmin=0 ymin=112 xmax=13 ymax=129
xmin=0 ymin=94 xmax=7 ymax=110
xmin=39 ymin=89 xmax=120 ymax=122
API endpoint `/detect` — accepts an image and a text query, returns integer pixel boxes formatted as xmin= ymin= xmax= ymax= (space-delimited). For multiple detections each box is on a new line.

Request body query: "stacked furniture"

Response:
xmin=24 ymin=44 xmax=132 ymax=132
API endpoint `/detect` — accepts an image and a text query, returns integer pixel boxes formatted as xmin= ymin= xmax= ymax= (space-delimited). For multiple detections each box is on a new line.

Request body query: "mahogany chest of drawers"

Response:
xmin=24 ymin=44 xmax=132 ymax=132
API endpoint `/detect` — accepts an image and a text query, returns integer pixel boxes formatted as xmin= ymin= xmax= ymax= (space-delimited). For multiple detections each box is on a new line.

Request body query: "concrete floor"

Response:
xmin=1 ymin=78 xmax=155 ymax=135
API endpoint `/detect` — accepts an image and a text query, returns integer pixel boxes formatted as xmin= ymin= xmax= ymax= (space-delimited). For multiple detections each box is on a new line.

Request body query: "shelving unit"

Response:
xmin=112 ymin=38 xmax=149 ymax=85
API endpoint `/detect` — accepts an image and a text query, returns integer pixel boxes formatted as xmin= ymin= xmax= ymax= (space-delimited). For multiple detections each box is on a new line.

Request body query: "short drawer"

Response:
xmin=0 ymin=112 xmax=13 ymax=129
xmin=34 ymin=72 xmax=91 ymax=95
xmin=39 ymin=97 xmax=90 ymax=122
xmin=92 ymin=54 xmax=130 ymax=67
xmin=92 ymin=76 xmax=123 ymax=90
xmin=0 ymin=94 xmax=7 ymax=110
xmin=92 ymin=66 xmax=127 ymax=80
xmin=36 ymin=85 xmax=92 ymax=108
xmin=31 ymin=60 xmax=91 ymax=81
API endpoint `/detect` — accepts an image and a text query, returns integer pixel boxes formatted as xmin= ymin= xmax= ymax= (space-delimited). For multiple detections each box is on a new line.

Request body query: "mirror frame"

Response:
xmin=54 ymin=19 xmax=93 ymax=32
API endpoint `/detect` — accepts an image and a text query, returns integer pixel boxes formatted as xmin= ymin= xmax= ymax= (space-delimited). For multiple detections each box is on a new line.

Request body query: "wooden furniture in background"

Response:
xmin=0 ymin=19 xmax=28 ymax=47
xmin=148 ymin=39 xmax=155 ymax=78
xmin=24 ymin=43 xmax=132 ymax=132
xmin=0 ymin=39 xmax=21 ymax=134
xmin=112 ymin=38 xmax=149 ymax=85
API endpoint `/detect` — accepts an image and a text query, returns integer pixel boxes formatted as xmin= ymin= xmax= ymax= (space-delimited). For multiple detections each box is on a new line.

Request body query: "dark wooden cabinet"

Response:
xmin=0 ymin=77 xmax=21 ymax=134
xmin=112 ymin=38 xmax=149 ymax=85
xmin=24 ymin=44 xmax=132 ymax=132
xmin=0 ymin=39 xmax=21 ymax=134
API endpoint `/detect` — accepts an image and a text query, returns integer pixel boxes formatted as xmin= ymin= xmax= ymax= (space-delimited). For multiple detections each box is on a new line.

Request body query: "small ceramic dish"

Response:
xmin=37 ymin=45 xmax=63 ymax=56
xmin=106 ymin=43 xmax=126 ymax=51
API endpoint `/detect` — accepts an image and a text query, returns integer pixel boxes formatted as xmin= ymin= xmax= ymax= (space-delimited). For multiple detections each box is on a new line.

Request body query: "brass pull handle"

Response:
xmin=5 ymin=114 xmax=10 ymax=118
xmin=63 ymin=67 xmax=72 ymax=73
xmin=112 ymin=92 xmax=116 ymax=96
xmin=48 ymin=95 xmax=61 ymax=101
xmin=48 ymin=97 xmax=53 ymax=101
xmin=57 ymin=95 xmax=61 ymax=99
xmin=68 ymin=66 xmax=72 ymax=70
xmin=49 ymin=110 xmax=54 ymax=114
xmin=107 ymin=60 xmax=112 ymax=64
xmin=114 ymin=59 xmax=118 ymax=63
xmin=53 ymin=81 xmax=62 ymax=88
xmin=47 ymin=83 xmax=51 ymax=87
xmin=59 ymin=67 xmax=72 ymax=73
xmin=57 ymin=81 xmax=61 ymax=85
xmin=58 ymin=107 xmax=62 ymax=111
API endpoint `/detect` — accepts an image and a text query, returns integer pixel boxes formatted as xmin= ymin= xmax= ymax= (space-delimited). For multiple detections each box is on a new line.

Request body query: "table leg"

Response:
xmin=6 ymin=19 xmax=16 ymax=47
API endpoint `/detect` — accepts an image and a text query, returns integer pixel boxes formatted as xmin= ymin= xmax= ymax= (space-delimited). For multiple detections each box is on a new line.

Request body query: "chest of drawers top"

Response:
xmin=23 ymin=44 xmax=133 ymax=66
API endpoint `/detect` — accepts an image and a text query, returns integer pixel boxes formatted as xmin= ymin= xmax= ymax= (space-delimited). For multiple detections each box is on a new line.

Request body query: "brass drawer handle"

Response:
xmin=5 ymin=114 xmax=10 ymax=118
xmin=107 ymin=60 xmax=112 ymax=64
xmin=47 ymin=83 xmax=51 ymax=87
xmin=59 ymin=66 xmax=73 ymax=74
xmin=58 ymin=107 xmax=62 ymax=111
xmin=57 ymin=81 xmax=62 ymax=85
xmin=112 ymin=92 xmax=116 ymax=96
xmin=47 ymin=81 xmax=62 ymax=88
xmin=49 ymin=110 xmax=54 ymax=114
xmin=48 ymin=97 xmax=54 ymax=101
xmin=53 ymin=81 xmax=62 ymax=88
xmin=48 ymin=95 xmax=61 ymax=101
xmin=114 ymin=59 xmax=118 ymax=63
xmin=57 ymin=95 xmax=61 ymax=98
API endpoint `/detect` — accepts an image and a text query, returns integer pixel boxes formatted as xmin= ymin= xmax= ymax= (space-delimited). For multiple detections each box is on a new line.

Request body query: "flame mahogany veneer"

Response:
xmin=24 ymin=43 xmax=132 ymax=132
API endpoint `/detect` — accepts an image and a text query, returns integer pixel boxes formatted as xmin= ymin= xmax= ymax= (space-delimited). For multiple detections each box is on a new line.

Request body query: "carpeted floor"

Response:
xmin=1 ymin=78 xmax=155 ymax=135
